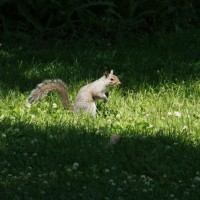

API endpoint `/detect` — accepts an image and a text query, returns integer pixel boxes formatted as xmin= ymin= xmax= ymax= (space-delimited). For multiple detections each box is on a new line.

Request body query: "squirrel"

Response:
xmin=28 ymin=70 xmax=121 ymax=117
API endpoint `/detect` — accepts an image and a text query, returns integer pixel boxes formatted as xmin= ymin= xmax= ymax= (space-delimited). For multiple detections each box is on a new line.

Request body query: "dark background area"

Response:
xmin=0 ymin=0 xmax=200 ymax=40
xmin=1 ymin=0 xmax=200 ymax=92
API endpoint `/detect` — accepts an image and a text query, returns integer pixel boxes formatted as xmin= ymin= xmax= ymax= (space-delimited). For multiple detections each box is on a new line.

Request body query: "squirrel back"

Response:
xmin=27 ymin=70 xmax=121 ymax=116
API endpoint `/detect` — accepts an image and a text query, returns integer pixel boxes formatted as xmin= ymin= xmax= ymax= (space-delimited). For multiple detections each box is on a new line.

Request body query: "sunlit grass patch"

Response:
xmin=1 ymin=30 xmax=200 ymax=199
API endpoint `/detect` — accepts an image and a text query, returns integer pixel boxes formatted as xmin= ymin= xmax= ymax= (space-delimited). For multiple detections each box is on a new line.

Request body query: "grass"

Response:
xmin=1 ymin=30 xmax=200 ymax=199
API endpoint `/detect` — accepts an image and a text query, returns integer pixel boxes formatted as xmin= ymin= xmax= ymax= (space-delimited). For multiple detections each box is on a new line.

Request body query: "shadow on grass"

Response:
xmin=1 ymin=30 xmax=200 ymax=93
xmin=1 ymin=118 xmax=200 ymax=199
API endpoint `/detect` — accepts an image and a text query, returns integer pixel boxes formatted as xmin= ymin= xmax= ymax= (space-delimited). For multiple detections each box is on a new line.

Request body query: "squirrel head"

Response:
xmin=104 ymin=70 xmax=121 ymax=86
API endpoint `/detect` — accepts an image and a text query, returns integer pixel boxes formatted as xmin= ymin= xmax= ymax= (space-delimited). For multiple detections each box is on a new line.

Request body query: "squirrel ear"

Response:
xmin=110 ymin=70 xmax=114 ymax=75
xmin=104 ymin=71 xmax=109 ymax=78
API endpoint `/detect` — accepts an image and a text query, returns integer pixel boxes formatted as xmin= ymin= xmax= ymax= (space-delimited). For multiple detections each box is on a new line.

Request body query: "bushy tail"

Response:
xmin=28 ymin=79 xmax=72 ymax=109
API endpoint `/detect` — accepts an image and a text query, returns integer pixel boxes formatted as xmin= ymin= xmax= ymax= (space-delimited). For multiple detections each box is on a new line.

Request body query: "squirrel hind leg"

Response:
xmin=73 ymin=102 xmax=96 ymax=117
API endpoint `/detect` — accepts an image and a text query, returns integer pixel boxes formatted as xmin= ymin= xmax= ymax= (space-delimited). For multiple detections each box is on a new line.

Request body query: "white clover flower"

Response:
xmin=182 ymin=125 xmax=188 ymax=131
xmin=105 ymin=169 xmax=110 ymax=173
xmin=117 ymin=187 xmax=122 ymax=191
xmin=109 ymin=179 xmax=116 ymax=186
xmin=116 ymin=114 xmax=121 ymax=119
xmin=107 ymin=119 xmax=112 ymax=123
xmin=142 ymin=189 xmax=147 ymax=193
xmin=2 ymin=169 xmax=7 ymax=174
xmin=184 ymin=191 xmax=189 ymax=195
xmin=170 ymin=194 xmax=175 ymax=198
xmin=26 ymin=102 xmax=31 ymax=108
xmin=194 ymin=176 xmax=200 ymax=182
xmin=148 ymin=177 xmax=153 ymax=181
xmin=31 ymin=115 xmax=36 ymax=119
xmin=148 ymin=124 xmax=154 ymax=128
xmin=27 ymin=172 xmax=31 ymax=176
xmin=31 ymin=138 xmax=38 ymax=144
xmin=49 ymin=171 xmax=57 ymax=179
xmin=52 ymin=103 xmax=57 ymax=109
xmin=111 ymin=182 xmax=116 ymax=186
xmin=145 ymin=181 xmax=150 ymax=186
xmin=141 ymin=175 xmax=146 ymax=179
xmin=72 ymin=162 xmax=79 ymax=170
xmin=49 ymin=135 xmax=54 ymax=139
xmin=2 ymin=133 xmax=6 ymax=138
xmin=142 ymin=136 xmax=147 ymax=140
xmin=32 ymin=153 xmax=37 ymax=157
xmin=67 ymin=168 xmax=72 ymax=172
xmin=31 ymin=140 xmax=35 ymax=144
xmin=166 ymin=145 xmax=171 ymax=150
xmin=40 ymin=191 xmax=45 ymax=195
xmin=167 ymin=112 xmax=172 ymax=116
xmin=8 ymin=174 xmax=13 ymax=177
xmin=108 ymin=134 xmax=121 ymax=147
xmin=15 ymin=128 xmax=20 ymax=132
xmin=174 ymin=111 xmax=181 ymax=118
xmin=43 ymin=180 xmax=48 ymax=184
xmin=23 ymin=153 xmax=28 ymax=156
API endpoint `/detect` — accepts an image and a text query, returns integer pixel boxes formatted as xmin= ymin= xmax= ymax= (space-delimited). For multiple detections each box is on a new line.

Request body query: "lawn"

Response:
xmin=1 ymin=30 xmax=200 ymax=199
